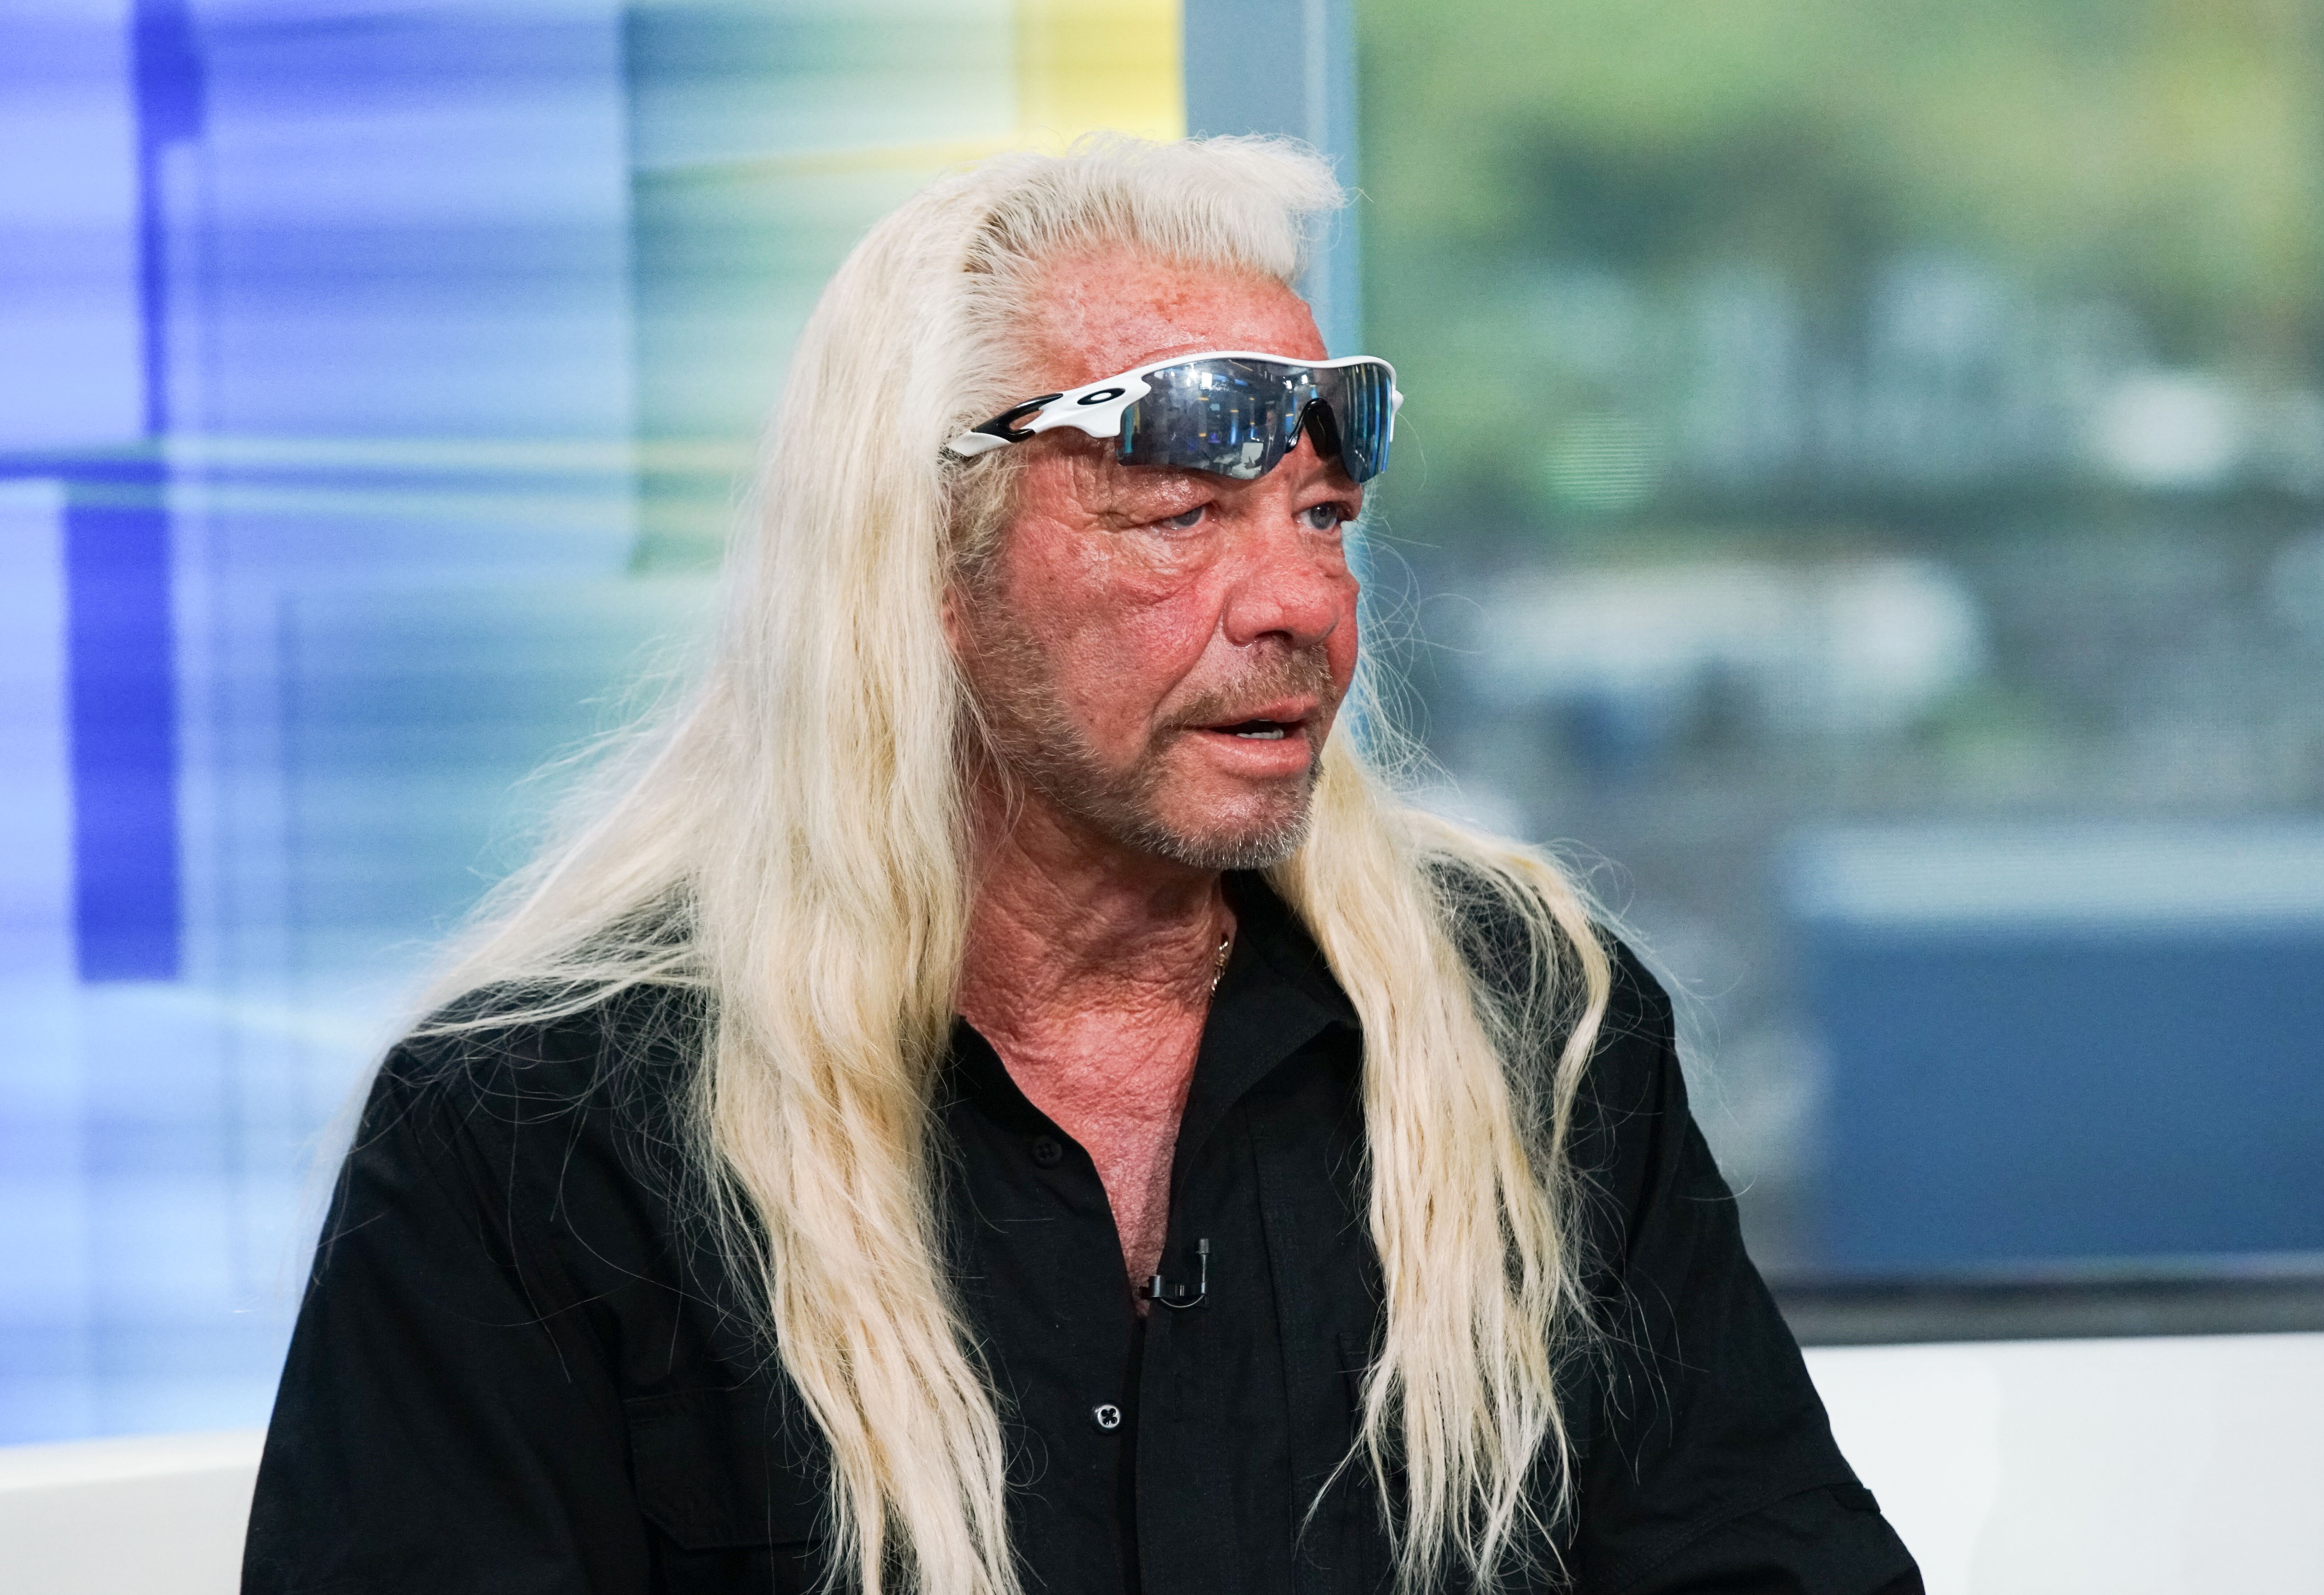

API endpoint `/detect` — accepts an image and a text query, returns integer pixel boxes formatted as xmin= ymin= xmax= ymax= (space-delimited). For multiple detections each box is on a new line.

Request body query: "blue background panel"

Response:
xmin=1811 ymin=927 xmax=2324 ymax=1271
xmin=67 ymin=481 xmax=182 ymax=980
xmin=0 ymin=0 xmax=1033 ymax=1446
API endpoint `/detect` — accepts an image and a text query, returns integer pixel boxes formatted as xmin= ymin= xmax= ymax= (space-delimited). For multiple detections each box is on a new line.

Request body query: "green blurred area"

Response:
xmin=623 ymin=0 xmax=1020 ymax=572
xmin=1358 ymin=0 xmax=2324 ymax=537
xmin=1354 ymin=1 xmax=2324 ymax=1264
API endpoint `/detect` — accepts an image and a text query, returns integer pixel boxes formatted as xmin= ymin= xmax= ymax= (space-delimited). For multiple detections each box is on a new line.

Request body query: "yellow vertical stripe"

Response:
xmin=1015 ymin=0 xmax=1185 ymax=146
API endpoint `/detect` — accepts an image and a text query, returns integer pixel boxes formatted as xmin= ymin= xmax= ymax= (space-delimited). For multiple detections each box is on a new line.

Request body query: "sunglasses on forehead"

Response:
xmin=945 ymin=350 xmax=1404 ymax=485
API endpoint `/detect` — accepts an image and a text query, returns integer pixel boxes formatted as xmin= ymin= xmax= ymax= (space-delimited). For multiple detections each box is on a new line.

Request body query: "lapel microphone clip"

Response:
xmin=1145 ymin=1237 xmax=1210 ymax=1311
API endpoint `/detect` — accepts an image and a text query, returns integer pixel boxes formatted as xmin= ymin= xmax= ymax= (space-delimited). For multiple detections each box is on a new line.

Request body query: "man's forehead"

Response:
xmin=1025 ymin=247 xmax=1327 ymax=392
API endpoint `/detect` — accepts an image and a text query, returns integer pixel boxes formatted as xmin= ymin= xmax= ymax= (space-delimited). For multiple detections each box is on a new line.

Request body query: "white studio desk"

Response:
xmin=1808 ymin=1331 xmax=2324 ymax=1594
xmin=2 ymin=1333 xmax=2319 ymax=1595
xmin=0 ymin=1428 xmax=262 ymax=1595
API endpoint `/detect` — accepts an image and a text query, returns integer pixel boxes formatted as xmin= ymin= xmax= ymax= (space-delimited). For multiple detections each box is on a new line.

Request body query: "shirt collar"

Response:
xmin=1172 ymin=871 xmax=1359 ymax=1167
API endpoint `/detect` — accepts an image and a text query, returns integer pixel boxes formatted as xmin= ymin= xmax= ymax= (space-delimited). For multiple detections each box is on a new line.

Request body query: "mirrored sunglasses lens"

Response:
xmin=1119 ymin=359 xmax=1301 ymax=479
xmin=1118 ymin=358 xmax=1393 ymax=482
xmin=1318 ymin=362 xmax=1393 ymax=484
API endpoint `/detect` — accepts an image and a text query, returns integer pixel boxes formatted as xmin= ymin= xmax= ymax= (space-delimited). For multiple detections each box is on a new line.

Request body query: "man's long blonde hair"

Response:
xmin=420 ymin=136 xmax=1611 ymax=1595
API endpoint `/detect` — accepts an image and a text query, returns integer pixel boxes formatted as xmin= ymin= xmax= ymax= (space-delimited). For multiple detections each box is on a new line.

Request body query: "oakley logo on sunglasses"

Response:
xmin=947 ymin=350 xmax=1403 ymax=485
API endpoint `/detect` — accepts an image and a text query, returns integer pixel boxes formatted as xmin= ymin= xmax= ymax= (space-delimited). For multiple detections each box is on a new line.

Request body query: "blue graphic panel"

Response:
xmin=0 ymin=0 xmax=1020 ymax=1447
xmin=0 ymin=0 xmax=649 ymax=1444
xmin=1795 ymin=826 xmax=2324 ymax=1273
xmin=66 ymin=475 xmax=182 ymax=980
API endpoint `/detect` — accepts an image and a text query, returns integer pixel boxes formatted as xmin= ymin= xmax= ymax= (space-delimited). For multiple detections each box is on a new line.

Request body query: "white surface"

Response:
xmin=1808 ymin=1332 xmax=2324 ymax=1594
xmin=0 ymin=1429 xmax=262 ymax=1595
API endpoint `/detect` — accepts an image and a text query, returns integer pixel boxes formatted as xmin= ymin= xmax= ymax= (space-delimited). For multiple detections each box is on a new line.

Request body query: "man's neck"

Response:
xmin=956 ymin=792 xmax=1230 ymax=1045
xmin=955 ymin=784 xmax=1233 ymax=1302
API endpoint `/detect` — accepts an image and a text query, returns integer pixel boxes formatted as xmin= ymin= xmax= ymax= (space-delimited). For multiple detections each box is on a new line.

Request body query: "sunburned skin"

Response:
xmin=948 ymin=246 xmax=1363 ymax=1301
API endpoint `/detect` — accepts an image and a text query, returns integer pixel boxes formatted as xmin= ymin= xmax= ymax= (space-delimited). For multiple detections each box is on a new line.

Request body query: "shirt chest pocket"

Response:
xmin=624 ymin=1386 xmax=831 ymax=1551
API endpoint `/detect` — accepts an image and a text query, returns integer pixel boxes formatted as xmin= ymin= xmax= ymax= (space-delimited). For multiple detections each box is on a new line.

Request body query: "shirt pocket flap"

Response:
xmin=625 ymin=1387 xmax=829 ymax=1550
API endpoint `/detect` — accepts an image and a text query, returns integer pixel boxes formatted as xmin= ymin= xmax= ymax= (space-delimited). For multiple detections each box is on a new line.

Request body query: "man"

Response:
xmin=244 ymin=138 xmax=1919 ymax=1595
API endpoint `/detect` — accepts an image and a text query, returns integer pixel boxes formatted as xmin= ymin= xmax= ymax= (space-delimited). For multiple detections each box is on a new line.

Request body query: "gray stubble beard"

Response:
xmin=961 ymin=611 xmax=1334 ymax=873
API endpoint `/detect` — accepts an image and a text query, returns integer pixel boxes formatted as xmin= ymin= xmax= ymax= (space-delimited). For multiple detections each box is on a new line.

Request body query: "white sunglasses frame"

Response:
xmin=944 ymin=348 xmax=1403 ymax=463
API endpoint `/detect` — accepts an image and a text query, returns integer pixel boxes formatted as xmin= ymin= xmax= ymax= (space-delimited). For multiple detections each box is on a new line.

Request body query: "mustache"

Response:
xmin=1166 ymin=647 xmax=1339 ymax=730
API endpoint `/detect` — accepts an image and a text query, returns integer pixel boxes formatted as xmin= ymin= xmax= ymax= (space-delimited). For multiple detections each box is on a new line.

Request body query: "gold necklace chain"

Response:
xmin=1211 ymin=930 xmax=1232 ymax=993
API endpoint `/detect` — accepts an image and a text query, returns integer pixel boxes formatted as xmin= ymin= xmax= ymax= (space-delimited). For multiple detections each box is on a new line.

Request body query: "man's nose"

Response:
xmin=1218 ymin=490 xmax=1351 ymax=650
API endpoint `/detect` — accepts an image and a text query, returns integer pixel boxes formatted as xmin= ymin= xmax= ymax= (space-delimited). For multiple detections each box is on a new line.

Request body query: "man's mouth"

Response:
xmin=1190 ymin=697 xmax=1318 ymax=745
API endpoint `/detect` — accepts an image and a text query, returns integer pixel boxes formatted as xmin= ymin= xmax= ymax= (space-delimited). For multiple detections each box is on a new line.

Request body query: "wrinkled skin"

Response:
xmin=947 ymin=247 xmax=1364 ymax=1295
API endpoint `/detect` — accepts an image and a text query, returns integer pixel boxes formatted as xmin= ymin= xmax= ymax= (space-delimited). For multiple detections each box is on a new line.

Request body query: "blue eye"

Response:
xmin=1159 ymin=506 xmax=1206 ymax=530
xmin=1300 ymin=502 xmax=1350 ymax=532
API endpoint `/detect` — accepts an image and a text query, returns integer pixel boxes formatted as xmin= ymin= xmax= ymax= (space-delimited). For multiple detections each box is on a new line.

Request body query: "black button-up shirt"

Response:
xmin=244 ymin=875 xmax=1919 ymax=1594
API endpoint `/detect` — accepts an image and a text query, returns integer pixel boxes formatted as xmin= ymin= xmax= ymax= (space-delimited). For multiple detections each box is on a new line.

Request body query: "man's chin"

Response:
xmin=1004 ymin=739 xmax=1320 ymax=873
xmin=1118 ymin=794 xmax=1314 ymax=873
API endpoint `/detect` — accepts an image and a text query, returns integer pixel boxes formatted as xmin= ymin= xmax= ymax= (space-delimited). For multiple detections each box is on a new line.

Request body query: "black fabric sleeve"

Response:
xmin=242 ymin=1051 xmax=649 ymax=1595
xmin=1620 ymin=1484 xmax=1925 ymax=1595
xmin=1569 ymin=949 xmax=1923 ymax=1595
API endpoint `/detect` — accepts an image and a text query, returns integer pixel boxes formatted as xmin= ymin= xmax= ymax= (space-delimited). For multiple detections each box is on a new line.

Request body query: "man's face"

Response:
xmin=951 ymin=248 xmax=1364 ymax=871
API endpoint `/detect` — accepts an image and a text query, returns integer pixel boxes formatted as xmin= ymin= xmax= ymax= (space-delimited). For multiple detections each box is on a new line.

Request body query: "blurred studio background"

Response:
xmin=4 ymin=0 xmax=2321 ymax=1474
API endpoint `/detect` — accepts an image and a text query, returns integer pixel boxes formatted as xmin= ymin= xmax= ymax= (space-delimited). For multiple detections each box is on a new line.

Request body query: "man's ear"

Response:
xmin=942 ymin=514 xmax=1013 ymax=664
xmin=940 ymin=582 xmax=964 ymax=654
xmin=939 ymin=577 xmax=977 ymax=664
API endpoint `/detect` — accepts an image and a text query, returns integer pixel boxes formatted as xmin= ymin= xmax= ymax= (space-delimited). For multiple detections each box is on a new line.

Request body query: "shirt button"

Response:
xmin=1030 ymin=1135 xmax=1064 ymax=1168
xmin=1092 ymin=1403 xmax=1122 ymax=1431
